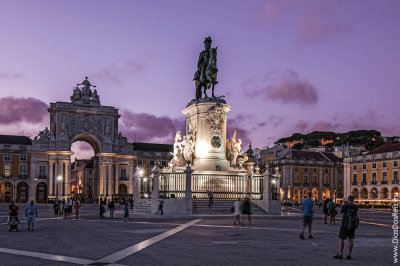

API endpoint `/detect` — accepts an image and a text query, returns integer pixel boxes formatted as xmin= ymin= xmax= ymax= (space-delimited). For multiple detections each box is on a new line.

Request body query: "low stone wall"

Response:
xmin=253 ymin=199 xmax=281 ymax=215
xmin=151 ymin=198 xmax=192 ymax=215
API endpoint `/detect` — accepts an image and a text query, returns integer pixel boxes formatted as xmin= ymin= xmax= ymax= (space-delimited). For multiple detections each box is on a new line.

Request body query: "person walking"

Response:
xmin=233 ymin=198 xmax=242 ymax=225
xmin=8 ymin=201 xmax=20 ymax=232
xmin=156 ymin=199 xmax=164 ymax=215
xmin=124 ymin=202 xmax=129 ymax=221
xmin=129 ymin=199 xmax=134 ymax=213
xmin=328 ymin=199 xmax=337 ymax=225
xmin=53 ymin=200 xmax=59 ymax=219
xmin=25 ymin=200 xmax=38 ymax=231
xmin=99 ymin=198 xmax=104 ymax=218
xmin=74 ymin=201 xmax=81 ymax=220
xmin=334 ymin=195 xmax=359 ymax=260
xmin=207 ymin=190 xmax=213 ymax=208
xmin=63 ymin=199 xmax=68 ymax=220
xmin=299 ymin=192 xmax=314 ymax=240
xmin=108 ymin=200 xmax=115 ymax=219
xmin=241 ymin=196 xmax=252 ymax=225
xmin=323 ymin=198 xmax=329 ymax=224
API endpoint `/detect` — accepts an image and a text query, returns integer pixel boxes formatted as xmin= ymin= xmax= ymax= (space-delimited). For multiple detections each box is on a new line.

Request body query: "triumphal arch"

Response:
xmin=31 ymin=77 xmax=135 ymax=201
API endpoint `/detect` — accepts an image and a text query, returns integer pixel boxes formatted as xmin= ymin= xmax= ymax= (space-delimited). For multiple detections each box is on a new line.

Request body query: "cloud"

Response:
xmin=91 ymin=56 xmax=151 ymax=86
xmin=0 ymin=97 xmax=48 ymax=124
xmin=246 ymin=69 xmax=318 ymax=106
xmin=0 ymin=70 xmax=23 ymax=79
xmin=293 ymin=120 xmax=341 ymax=133
xmin=296 ymin=3 xmax=350 ymax=43
xmin=255 ymin=0 xmax=349 ymax=43
xmin=120 ymin=110 xmax=185 ymax=144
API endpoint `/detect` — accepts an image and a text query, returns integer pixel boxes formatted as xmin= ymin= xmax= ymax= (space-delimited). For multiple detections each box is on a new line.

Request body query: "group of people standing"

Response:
xmin=53 ymin=198 xmax=81 ymax=220
xmin=8 ymin=200 xmax=38 ymax=232
xmin=99 ymin=198 xmax=134 ymax=220
xmin=232 ymin=196 xmax=252 ymax=225
xmin=300 ymin=193 xmax=360 ymax=260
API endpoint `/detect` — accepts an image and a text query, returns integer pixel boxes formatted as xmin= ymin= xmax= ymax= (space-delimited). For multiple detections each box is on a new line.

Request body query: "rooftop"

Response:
xmin=132 ymin=142 xmax=173 ymax=153
xmin=366 ymin=141 xmax=400 ymax=155
xmin=288 ymin=150 xmax=341 ymax=162
xmin=0 ymin=135 xmax=32 ymax=145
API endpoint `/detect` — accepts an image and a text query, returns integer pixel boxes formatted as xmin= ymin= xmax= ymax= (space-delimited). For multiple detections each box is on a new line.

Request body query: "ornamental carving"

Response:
xmin=205 ymin=105 xmax=225 ymax=136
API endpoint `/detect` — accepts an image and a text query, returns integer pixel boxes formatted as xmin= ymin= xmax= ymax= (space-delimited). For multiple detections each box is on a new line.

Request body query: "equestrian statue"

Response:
xmin=193 ymin=36 xmax=218 ymax=100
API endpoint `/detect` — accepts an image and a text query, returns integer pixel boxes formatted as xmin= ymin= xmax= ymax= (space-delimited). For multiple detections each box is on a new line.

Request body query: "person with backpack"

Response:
xmin=334 ymin=195 xmax=359 ymax=260
xmin=328 ymin=198 xmax=337 ymax=225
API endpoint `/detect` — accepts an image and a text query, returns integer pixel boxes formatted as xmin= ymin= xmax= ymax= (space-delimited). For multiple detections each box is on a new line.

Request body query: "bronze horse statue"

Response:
xmin=195 ymin=47 xmax=218 ymax=99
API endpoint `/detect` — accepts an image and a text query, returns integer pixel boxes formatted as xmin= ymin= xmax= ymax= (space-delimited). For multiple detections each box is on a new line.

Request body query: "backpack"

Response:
xmin=345 ymin=207 xmax=359 ymax=230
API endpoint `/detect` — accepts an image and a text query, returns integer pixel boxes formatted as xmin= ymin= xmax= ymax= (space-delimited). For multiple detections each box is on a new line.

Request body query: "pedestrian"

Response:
xmin=108 ymin=200 xmax=115 ymax=219
xmin=323 ymin=198 xmax=329 ymax=224
xmin=8 ymin=201 xmax=20 ymax=232
xmin=129 ymin=199 xmax=134 ymax=213
xmin=207 ymin=190 xmax=213 ymax=208
xmin=328 ymin=198 xmax=337 ymax=225
xmin=74 ymin=201 xmax=81 ymax=220
xmin=233 ymin=198 xmax=242 ymax=225
xmin=63 ymin=199 xmax=68 ymax=220
xmin=99 ymin=198 xmax=104 ymax=218
xmin=124 ymin=202 xmax=129 ymax=221
xmin=334 ymin=195 xmax=359 ymax=260
xmin=299 ymin=192 xmax=314 ymax=239
xmin=156 ymin=199 xmax=164 ymax=215
xmin=241 ymin=196 xmax=252 ymax=225
xmin=53 ymin=200 xmax=59 ymax=219
xmin=68 ymin=197 xmax=73 ymax=216
xmin=25 ymin=200 xmax=38 ymax=231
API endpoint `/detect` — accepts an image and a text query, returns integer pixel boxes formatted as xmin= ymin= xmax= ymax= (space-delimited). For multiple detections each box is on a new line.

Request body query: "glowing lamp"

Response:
xmin=57 ymin=176 xmax=63 ymax=182
xmin=139 ymin=170 xmax=144 ymax=176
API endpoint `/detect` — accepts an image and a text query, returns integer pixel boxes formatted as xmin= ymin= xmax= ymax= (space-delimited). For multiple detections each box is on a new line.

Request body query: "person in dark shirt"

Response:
xmin=334 ymin=195 xmax=359 ymax=260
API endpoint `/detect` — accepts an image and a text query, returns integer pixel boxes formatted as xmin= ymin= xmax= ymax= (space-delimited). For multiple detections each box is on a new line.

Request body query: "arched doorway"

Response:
xmin=381 ymin=187 xmax=389 ymax=199
xmin=1 ymin=182 xmax=13 ymax=203
xmin=17 ymin=182 xmax=29 ymax=203
xmin=352 ymin=188 xmax=359 ymax=199
xmin=370 ymin=187 xmax=378 ymax=199
xmin=322 ymin=189 xmax=330 ymax=199
xmin=36 ymin=182 xmax=48 ymax=203
xmin=311 ymin=188 xmax=318 ymax=200
xmin=293 ymin=189 xmax=300 ymax=204
xmin=119 ymin=184 xmax=128 ymax=194
xmin=392 ymin=187 xmax=399 ymax=199
xmin=302 ymin=188 xmax=308 ymax=199
xmin=361 ymin=188 xmax=368 ymax=199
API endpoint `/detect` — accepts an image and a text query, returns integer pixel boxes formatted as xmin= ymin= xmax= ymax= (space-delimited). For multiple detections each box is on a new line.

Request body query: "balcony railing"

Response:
xmin=119 ymin=177 xmax=129 ymax=181
xmin=312 ymin=182 xmax=318 ymax=186
xmin=371 ymin=181 xmax=377 ymax=185
xmin=18 ymin=175 xmax=28 ymax=179
xmin=381 ymin=180 xmax=388 ymax=184
xmin=302 ymin=183 xmax=309 ymax=186
xmin=352 ymin=182 xmax=358 ymax=185
xmin=393 ymin=180 xmax=399 ymax=184
xmin=323 ymin=184 xmax=330 ymax=187
xmin=361 ymin=182 xmax=367 ymax=185
xmin=293 ymin=183 xmax=300 ymax=186
xmin=2 ymin=175 xmax=11 ymax=178
xmin=38 ymin=175 xmax=47 ymax=179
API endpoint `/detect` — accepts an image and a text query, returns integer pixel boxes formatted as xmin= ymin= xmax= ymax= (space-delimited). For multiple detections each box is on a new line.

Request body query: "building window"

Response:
xmin=339 ymin=179 xmax=342 ymax=185
xmin=4 ymin=154 xmax=10 ymax=161
xmin=362 ymin=164 xmax=366 ymax=170
xmin=362 ymin=173 xmax=367 ymax=183
xmin=394 ymin=161 xmax=399 ymax=167
xmin=394 ymin=171 xmax=399 ymax=181
xmin=149 ymin=160 xmax=155 ymax=166
xmin=120 ymin=168 xmax=126 ymax=179
xmin=353 ymin=174 xmax=357 ymax=183
xmin=353 ymin=165 xmax=357 ymax=170
xmin=20 ymin=154 xmax=26 ymax=161
xmin=295 ymin=167 xmax=298 ymax=172
xmin=39 ymin=166 xmax=46 ymax=176
xmin=382 ymin=172 xmax=387 ymax=182
xmin=304 ymin=175 xmax=308 ymax=184
xmin=161 ymin=161 xmax=167 ymax=167
xmin=372 ymin=172 xmax=377 ymax=183
xmin=383 ymin=162 xmax=387 ymax=168
xmin=372 ymin=163 xmax=376 ymax=169
xmin=19 ymin=165 xmax=26 ymax=176
xmin=295 ymin=175 xmax=299 ymax=183
xmin=19 ymin=145 xmax=27 ymax=151
xmin=137 ymin=160 xmax=143 ymax=166
xmin=88 ymin=170 xmax=92 ymax=174
xmin=313 ymin=175 xmax=317 ymax=184
xmin=324 ymin=169 xmax=328 ymax=174
xmin=4 ymin=164 xmax=11 ymax=177
xmin=313 ymin=168 xmax=316 ymax=173
xmin=304 ymin=168 xmax=308 ymax=172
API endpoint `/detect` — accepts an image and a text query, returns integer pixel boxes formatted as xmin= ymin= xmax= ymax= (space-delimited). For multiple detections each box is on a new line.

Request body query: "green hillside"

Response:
xmin=276 ymin=130 xmax=384 ymax=150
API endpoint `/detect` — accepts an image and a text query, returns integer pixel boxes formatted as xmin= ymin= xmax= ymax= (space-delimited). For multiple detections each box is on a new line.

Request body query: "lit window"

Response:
xmin=4 ymin=164 xmax=11 ymax=177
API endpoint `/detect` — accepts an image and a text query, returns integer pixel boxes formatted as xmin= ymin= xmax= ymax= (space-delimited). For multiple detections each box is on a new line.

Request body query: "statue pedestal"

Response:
xmin=182 ymin=101 xmax=231 ymax=172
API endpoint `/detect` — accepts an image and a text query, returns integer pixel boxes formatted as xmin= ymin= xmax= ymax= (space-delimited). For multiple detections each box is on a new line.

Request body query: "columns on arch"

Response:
xmin=114 ymin=163 xmax=120 ymax=194
xmin=107 ymin=163 xmax=113 ymax=197
xmin=128 ymin=163 xmax=134 ymax=194
xmin=49 ymin=161 xmax=54 ymax=196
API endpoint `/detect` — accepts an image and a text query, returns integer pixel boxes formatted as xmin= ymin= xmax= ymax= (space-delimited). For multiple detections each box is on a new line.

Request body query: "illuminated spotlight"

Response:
xmin=144 ymin=193 xmax=148 ymax=198
xmin=143 ymin=178 xmax=148 ymax=182
xmin=57 ymin=176 xmax=63 ymax=182
xmin=139 ymin=170 xmax=144 ymax=176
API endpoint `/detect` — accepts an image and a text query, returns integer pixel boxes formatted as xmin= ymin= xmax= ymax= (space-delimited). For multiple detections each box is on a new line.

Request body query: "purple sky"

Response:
xmin=0 ymin=0 xmax=399 ymax=159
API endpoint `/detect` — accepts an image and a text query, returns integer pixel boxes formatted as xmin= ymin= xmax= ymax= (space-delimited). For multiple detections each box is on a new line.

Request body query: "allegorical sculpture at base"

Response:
xmin=226 ymin=130 xmax=248 ymax=168
xmin=170 ymin=123 xmax=197 ymax=167
xmin=193 ymin=36 xmax=219 ymax=100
